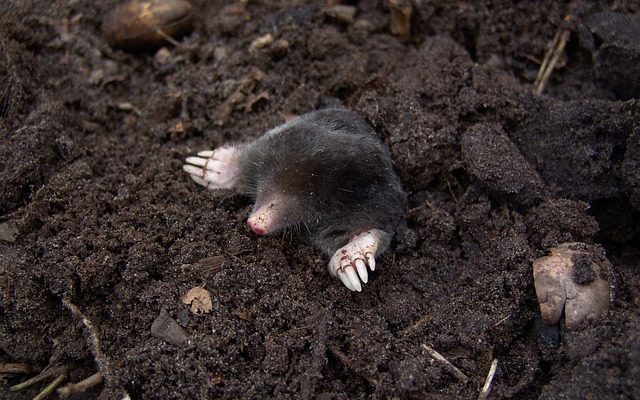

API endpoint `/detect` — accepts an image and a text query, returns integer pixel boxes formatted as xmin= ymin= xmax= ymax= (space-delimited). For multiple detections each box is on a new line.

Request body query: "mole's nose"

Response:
xmin=247 ymin=200 xmax=279 ymax=235
xmin=247 ymin=217 xmax=267 ymax=235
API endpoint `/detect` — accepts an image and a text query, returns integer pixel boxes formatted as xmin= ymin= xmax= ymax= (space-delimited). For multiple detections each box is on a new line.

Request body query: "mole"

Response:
xmin=183 ymin=108 xmax=406 ymax=291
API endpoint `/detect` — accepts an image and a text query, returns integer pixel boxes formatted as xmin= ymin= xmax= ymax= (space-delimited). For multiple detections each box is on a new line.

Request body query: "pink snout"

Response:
xmin=247 ymin=216 xmax=267 ymax=235
xmin=246 ymin=201 xmax=278 ymax=236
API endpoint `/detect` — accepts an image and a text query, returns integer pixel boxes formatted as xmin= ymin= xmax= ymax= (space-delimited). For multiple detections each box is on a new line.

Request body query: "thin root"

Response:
xmin=62 ymin=297 xmax=110 ymax=379
xmin=154 ymin=26 xmax=181 ymax=47
xmin=10 ymin=366 xmax=68 ymax=392
xmin=33 ymin=371 xmax=68 ymax=400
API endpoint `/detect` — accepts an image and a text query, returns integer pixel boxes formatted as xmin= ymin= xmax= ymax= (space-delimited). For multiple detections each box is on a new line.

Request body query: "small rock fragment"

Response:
xmin=533 ymin=242 xmax=611 ymax=330
xmin=323 ymin=5 xmax=357 ymax=25
xmin=151 ymin=307 xmax=190 ymax=346
xmin=388 ymin=0 xmax=412 ymax=39
xmin=87 ymin=69 xmax=104 ymax=85
xmin=117 ymin=102 xmax=141 ymax=115
xmin=154 ymin=47 xmax=172 ymax=64
xmin=102 ymin=0 xmax=194 ymax=51
xmin=249 ymin=33 xmax=274 ymax=53
xmin=0 ymin=221 xmax=19 ymax=242
xmin=181 ymin=286 xmax=213 ymax=314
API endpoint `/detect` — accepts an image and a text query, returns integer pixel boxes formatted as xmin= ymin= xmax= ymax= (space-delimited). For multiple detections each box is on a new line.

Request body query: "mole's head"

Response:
xmin=241 ymin=122 xmax=391 ymax=237
xmin=246 ymin=190 xmax=309 ymax=236
xmin=244 ymin=161 xmax=340 ymax=236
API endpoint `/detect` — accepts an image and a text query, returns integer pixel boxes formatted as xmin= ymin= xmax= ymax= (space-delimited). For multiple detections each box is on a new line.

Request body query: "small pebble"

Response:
xmin=151 ymin=307 xmax=191 ymax=346
xmin=388 ymin=0 xmax=412 ymax=39
xmin=533 ymin=242 xmax=611 ymax=330
xmin=249 ymin=33 xmax=274 ymax=53
xmin=0 ymin=221 xmax=19 ymax=242
xmin=323 ymin=5 xmax=357 ymax=25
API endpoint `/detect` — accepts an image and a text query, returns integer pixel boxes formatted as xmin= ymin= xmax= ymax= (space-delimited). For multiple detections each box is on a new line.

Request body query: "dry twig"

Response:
xmin=533 ymin=14 xmax=574 ymax=95
xmin=478 ymin=359 xmax=499 ymax=400
xmin=57 ymin=372 xmax=104 ymax=398
xmin=421 ymin=344 xmax=470 ymax=384
xmin=0 ymin=363 xmax=33 ymax=374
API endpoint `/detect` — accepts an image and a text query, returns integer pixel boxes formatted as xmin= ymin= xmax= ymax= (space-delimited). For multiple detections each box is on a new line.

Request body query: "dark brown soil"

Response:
xmin=1 ymin=1 xmax=639 ymax=399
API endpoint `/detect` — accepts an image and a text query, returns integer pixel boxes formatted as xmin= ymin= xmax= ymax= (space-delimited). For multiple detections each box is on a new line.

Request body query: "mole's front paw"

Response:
xmin=183 ymin=146 xmax=241 ymax=190
xmin=329 ymin=230 xmax=383 ymax=292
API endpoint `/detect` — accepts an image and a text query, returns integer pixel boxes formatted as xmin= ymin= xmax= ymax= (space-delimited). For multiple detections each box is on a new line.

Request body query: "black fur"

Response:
xmin=238 ymin=109 xmax=406 ymax=256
